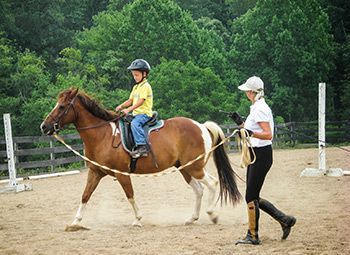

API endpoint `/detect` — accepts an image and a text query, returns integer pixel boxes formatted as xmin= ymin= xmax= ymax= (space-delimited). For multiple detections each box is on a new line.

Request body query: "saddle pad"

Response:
xmin=118 ymin=119 xmax=164 ymax=153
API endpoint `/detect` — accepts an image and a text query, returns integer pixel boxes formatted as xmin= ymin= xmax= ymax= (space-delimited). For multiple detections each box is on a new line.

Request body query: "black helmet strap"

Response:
xmin=135 ymin=71 xmax=148 ymax=84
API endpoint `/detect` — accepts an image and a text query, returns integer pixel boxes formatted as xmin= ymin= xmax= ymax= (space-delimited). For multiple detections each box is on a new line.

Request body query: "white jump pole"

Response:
xmin=319 ymin=82 xmax=326 ymax=174
xmin=4 ymin=113 xmax=17 ymax=187
xmin=301 ymin=83 xmax=343 ymax=177
xmin=0 ymin=113 xmax=32 ymax=193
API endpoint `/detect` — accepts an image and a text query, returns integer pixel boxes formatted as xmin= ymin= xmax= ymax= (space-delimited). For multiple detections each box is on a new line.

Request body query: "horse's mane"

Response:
xmin=78 ymin=92 xmax=117 ymax=121
xmin=59 ymin=89 xmax=117 ymax=121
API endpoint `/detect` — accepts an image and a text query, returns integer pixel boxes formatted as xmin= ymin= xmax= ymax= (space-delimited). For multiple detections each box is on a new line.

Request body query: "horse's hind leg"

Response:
xmin=180 ymin=170 xmax=204 ymax=225
xmin=115 ymin=174 xmax=142 ymax=227
xmin=71 ymin=168 xmax=104 ymax=226
xmin=198 ymin=171 xmax=219 ymax=224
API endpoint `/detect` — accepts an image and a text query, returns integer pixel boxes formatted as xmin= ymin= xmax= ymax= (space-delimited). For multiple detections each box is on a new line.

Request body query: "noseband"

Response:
xmin=47 ymin=94 xmax=79 ymax=133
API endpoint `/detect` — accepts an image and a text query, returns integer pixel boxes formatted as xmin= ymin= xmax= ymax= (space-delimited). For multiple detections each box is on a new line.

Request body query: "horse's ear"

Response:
xmin=69 ymin=87 xmax=79 ymax=99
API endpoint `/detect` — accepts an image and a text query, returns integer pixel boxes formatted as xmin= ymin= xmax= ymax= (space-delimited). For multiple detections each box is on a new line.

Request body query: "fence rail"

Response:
xmin=0 ymin=133 xmax=83 ymax=173
xmin=0 ymin=121 xmax=349 ymax=177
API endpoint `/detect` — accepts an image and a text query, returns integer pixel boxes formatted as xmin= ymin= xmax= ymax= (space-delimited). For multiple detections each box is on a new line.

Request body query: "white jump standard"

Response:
xmin=300 ymin=83 xmax=344 ymax=177
xmin=0 ymin=113 xmax=32 ymax=193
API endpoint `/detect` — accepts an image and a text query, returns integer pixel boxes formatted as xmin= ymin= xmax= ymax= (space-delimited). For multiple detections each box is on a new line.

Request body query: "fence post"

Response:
xmin=14 ymin=142 xmax=19 ymax=164
xmin=226 ymin=126 xmax=231 ymax=151
xmin=346 ymin=120 xmax=350 ymax=141
xmin=50 ymin=140 xmax=54 ymax=172
xmin=290 ymin=122 xmax=296 ymax=146
xmin=274 ymin=125 xmax=279 ymax=146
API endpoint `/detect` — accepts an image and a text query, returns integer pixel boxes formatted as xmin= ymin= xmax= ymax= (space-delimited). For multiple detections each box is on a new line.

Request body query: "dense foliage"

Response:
xmin=0 ymin=0 xmax=349 ymax=136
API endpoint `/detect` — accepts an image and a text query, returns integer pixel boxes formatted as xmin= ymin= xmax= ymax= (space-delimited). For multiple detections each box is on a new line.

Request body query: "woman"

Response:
xmin=232 ymin=76 xmax=296 ymax=245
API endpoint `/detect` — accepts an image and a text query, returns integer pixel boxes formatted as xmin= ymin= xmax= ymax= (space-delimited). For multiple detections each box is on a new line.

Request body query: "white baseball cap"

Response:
xmin=238 ymin=76 xmax=264 ymax=91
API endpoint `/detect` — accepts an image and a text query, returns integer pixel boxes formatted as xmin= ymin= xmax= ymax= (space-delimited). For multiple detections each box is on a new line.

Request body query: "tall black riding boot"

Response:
xmin=236 ymin=200 xmax=261 ymax=245
xmin=259 ymin=198 xmax=296 ymax=240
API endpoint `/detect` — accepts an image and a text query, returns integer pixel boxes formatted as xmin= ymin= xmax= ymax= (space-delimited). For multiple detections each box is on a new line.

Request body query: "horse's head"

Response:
xmin=40 ymin=88 xmax=79 ymax=135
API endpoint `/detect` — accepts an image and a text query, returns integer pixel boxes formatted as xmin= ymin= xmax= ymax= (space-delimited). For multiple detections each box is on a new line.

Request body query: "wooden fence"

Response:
xmin=0 ymin=133 xmax=83 ymax=175
xmin=220 ymin=121 xmax=349 ymax=150
xmin=0 ymin=121 xmax=349 ymax=178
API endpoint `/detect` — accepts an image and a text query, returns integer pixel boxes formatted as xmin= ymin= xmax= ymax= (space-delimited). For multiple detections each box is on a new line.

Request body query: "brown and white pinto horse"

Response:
xmin=40 ymin=88 xmax=241 ymax=228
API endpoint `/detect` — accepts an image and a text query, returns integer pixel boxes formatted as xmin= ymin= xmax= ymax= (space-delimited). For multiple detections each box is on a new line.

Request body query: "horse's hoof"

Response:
xmin=185 ymin=217 xmax=198 ymax=225
xmin=132 ymin=220 xmax=142 ymax=227
xmin=208 ymin=212 xmax=219 ymax=224
xmin=210 ymin=214 xmax=219 ymax=224
xmin=65 ymin=224 xmax=90 ymax=232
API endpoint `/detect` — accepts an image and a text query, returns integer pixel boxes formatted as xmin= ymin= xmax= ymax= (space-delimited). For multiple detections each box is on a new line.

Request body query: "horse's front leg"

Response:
xmin=115 ymin=174 xmax=142 ymax=227
xmin=67 ymin=168 xmax=104 ymax=230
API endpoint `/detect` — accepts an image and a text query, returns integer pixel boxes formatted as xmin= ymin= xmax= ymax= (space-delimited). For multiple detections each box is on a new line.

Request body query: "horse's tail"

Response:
xmin=204 ymin=121 xmax=242 ymax=205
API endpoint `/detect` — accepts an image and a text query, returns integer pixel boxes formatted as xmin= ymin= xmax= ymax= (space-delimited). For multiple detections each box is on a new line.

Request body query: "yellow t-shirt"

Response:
xmin=129 ymin=80 xmax=153 ymax=117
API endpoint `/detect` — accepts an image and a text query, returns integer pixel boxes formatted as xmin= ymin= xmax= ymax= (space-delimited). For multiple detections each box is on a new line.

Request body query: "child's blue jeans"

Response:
xmin=130 ymin=114 xmax=151 ymax=146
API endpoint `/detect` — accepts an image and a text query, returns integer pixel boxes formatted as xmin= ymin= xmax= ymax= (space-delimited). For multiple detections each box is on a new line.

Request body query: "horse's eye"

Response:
xmin=58 ymin=105 xmax=65 ymax=111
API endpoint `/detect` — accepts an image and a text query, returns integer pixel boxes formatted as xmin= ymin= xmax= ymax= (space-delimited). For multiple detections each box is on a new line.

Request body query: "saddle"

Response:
xmin=118 ymin=112 xmax=164 ymax=172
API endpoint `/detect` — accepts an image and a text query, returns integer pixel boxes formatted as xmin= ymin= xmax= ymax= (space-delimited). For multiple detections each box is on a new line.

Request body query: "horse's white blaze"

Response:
xmin=191 ymin=120 xmax=212 ymax=161
xmin=72 ymin=202 xmax=86 ymax=225
xmin=110 ymin=122 xmax=119 ymax=136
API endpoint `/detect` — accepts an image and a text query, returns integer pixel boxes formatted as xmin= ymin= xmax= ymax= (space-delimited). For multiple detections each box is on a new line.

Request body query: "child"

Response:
xmin=115 ymin=59 xmax=153 ymax=158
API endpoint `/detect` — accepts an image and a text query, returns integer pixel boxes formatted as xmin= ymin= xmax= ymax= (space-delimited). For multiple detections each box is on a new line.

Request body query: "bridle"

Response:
xmin=46 ymin=93 xmax=79 ymax=133
xmin=46 ymin=93 xmax=120 ymax=133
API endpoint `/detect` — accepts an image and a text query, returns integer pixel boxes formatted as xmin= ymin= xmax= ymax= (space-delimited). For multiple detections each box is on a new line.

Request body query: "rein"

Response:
xmin=47 ymin=92 xmax=121 ymax=131
xmin=53 ymin=129 xmax=255 ymax=178
xmin=76 ymin=117 xmax=120 ymax=131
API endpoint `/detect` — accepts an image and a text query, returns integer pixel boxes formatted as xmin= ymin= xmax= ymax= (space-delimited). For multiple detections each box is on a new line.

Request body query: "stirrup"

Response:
xmin=130 ymin=146 xmax=148 ymax=158
xmin=130 ymin=152 xmax=148 ymax=158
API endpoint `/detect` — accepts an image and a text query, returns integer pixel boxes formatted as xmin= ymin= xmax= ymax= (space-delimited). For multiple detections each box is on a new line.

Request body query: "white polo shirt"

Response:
xmin=244 ymin=98 xmax=274 ymax=147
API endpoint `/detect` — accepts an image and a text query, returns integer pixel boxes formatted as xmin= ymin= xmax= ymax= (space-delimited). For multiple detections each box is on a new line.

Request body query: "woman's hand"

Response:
xmin=230 ymin=112 xmax=244 ymax=126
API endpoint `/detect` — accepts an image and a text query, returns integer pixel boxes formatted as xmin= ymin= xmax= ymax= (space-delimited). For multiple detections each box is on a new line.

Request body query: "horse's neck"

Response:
xmin=75 ymin=109 xmax=110 ymax=147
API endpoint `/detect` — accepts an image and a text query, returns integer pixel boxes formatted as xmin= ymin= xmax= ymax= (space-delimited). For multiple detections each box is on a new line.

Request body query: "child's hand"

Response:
xmin=121 ymin=108 xmax=130 ymax=115
xmin=115 ymin=106 xmax=122 ymax=112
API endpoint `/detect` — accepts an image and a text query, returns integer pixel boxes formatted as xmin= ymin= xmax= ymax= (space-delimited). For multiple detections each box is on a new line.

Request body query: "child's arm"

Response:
xmin=115 ymin=99 xmax=133 ymax=112
xmin=121 ymin=98 xmax=145 ymax=115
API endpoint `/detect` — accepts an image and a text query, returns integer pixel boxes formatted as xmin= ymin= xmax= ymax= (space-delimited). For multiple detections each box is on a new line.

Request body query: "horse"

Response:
xmin=40 ymin=88 xmax=241 ymax=229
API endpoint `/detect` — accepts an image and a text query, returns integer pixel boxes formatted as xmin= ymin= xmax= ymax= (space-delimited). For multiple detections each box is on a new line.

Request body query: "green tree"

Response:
xmin=225 ymin=0 xmax=258 ymax=19
xmin=322 ymin=0 xmax=350 ymax=120
xmin=0 ymin=34 xmax=53 ymax=136
xmin=175 ymin=0 xmax=229 ymax=23
xmin=230 ymin=0 xmax=335 ymax=121
xmin=76 ymin=0 xmax=229 ymax=90
xmin=150 ymin=59 xmax=237 ymax=123
xmin=339 ymin=38 xmax=350 ymax=119
xmin=0 ymin=0 xmax=109 ymax=69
